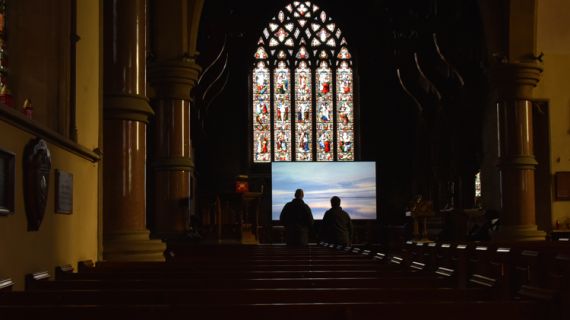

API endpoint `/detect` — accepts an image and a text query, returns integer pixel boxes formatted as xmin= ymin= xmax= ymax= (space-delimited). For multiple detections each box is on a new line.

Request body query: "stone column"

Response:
xmin=148 ymin=0 xmax=203 ymax=238
xmin=102 ymin=0 xmax=165 ymax=260
xmin=493 ymin=61 xmax=546 ymax=241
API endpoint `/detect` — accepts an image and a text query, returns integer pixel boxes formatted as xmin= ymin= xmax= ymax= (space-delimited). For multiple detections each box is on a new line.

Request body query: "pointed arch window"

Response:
xmin=252 ymin=1 xmax=355 ymax=163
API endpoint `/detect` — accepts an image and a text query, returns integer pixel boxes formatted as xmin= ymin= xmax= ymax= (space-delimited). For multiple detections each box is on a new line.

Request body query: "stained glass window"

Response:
xmin=316 ymin=61 xmax=333 ymax=161
xmin=252 ymin=1 xmax=356 ymax=163
xmin=0 ymin=0 xmax=12 ymax=107
xmin=253 ymin=61 xmax=271 ymax=163
xmin=474 ymin=171 xmax=482 ymax=208
xmin=295 ymin=60 xmax=312 ymax=161
xmin=475 ymin=171 xmax=481 ymax=198
xmin=336 ymin=60 xmax=353 ymax=161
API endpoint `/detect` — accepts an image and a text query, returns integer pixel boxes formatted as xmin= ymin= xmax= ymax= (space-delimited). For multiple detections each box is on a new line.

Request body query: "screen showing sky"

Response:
xmin=272 ymin=162 xmax=377 ymax=220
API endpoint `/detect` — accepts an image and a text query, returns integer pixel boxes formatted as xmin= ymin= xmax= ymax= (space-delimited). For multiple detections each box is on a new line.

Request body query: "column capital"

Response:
xmin=492 ymin=61 xmax=543 ymax=100
xmin=148 ymin=58 xmax=202 ymax=100
xmin=103 ymin=93 xmax=154 ymax=123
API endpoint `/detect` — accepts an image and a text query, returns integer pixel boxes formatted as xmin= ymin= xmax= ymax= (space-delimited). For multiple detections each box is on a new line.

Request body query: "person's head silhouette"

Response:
xmin=331 ymin=196 xmax=341 ymax=208
xmin=294 ymin=189 xmax=304 ymax=199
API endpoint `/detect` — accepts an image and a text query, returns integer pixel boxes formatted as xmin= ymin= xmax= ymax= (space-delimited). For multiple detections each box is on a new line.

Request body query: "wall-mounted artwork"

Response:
xmin=0 ymin=147 xmax=15 ymax=215
xmin=23 ymin=138 xmax=51 ymax=231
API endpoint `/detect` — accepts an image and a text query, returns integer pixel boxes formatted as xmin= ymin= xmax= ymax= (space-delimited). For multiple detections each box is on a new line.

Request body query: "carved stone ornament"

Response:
xmin=23 ymin=138 xmax=51 ymax=231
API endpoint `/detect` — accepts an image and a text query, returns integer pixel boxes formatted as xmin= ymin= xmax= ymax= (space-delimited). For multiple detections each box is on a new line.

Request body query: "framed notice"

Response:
xmin=0 ymin=148 xmax=15 ymax=216
xmin=555 ymin=172 xmax=570 ymax=201
xmin=55 ymin=170 xmax=73 ymax=214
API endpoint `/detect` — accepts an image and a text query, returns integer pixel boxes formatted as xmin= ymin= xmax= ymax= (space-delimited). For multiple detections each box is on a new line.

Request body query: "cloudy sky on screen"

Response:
xmin=272 ymin=162 xmax=377 ymax=220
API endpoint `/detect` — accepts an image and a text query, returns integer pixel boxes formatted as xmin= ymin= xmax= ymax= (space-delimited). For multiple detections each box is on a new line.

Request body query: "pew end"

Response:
xmin=0 ymin=278 xmax=14 ymax=292
xmin=55 ymin=264 xmax=74 ymax=280
xmin=25 ymin=271 xmax=50 ymax=291
xmin=78 ymin=260 xmax=95 ymax=272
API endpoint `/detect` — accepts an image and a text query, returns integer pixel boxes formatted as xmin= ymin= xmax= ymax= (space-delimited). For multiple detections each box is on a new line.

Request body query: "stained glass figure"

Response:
xmin=317 ymin=124 xmax=333 ymax=161
xmin=251 ymin=0 xmax=357 ymax=163
xmin=337 ymin=124 xmax=354 ymax=161
xmin=273 ymin=61 xmax=292 ymax=161
xmin=0 ymin=0 xmax=12 ymax=108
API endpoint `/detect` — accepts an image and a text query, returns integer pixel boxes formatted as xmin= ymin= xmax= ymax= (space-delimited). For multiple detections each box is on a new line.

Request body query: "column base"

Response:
xmin=103 ymin=230 xmax=166 ymax=261
xmin=492 ymin=225 xmax=546 ymax=242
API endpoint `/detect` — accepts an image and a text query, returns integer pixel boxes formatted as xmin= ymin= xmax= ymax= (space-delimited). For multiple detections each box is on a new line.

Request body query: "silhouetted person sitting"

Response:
xmin=320 ymin=196 xmax=353 ymax=245
xmin=280 ymin=189 xmax=314 ymax=246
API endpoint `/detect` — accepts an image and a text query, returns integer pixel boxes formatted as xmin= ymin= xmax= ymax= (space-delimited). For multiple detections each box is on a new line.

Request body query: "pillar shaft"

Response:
xmin=103 ymin=119 xmax=147 ymax=231
xmin=103 ymin=0 xmax=164 ymax=259
xmin=148 ymin=0 xmax=203 ymax=238
xmin=494 ymin=61 xmax=545 ymax=241
xmin=152 ymin=99 xmax=193 ymax=234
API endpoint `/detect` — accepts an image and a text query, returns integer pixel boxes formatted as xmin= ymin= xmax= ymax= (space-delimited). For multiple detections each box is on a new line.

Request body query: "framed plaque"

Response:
xmin=0 ymin=148 xmax=15 ymax=216
xmin=55 ymin=170 xmax=73 ymax=214
xmin=555 ymin=172 xmax=570 ymax=201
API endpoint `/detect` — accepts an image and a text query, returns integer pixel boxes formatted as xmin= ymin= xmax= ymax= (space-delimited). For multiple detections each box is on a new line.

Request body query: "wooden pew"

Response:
xmin=0 ymin=300 xmax=545 ymax=320
xmin=25 ymin=276 xmax=451 ymax=291
xmin=1 ymin=241 xmax=563 ymax=320
xmin=0 ymin=287 xmax=492 ymax=305
xmin=57 ymin=269 xmax=434 ymax=280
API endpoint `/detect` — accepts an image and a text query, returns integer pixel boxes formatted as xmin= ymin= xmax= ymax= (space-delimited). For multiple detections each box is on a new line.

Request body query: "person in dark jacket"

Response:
xmin=280 ymin=189 xmax=314 ymax=246
xmin=320 ymin=196 xmax=353 ymax=245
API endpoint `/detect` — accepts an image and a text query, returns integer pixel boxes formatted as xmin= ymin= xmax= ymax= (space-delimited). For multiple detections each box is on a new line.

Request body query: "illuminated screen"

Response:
xmin=272 ymin=162 xmax=377 ymax=220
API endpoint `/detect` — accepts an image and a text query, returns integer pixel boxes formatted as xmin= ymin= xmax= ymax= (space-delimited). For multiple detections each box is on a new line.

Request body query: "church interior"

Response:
xmin=1 ymin=0 xmax=570 ymax=318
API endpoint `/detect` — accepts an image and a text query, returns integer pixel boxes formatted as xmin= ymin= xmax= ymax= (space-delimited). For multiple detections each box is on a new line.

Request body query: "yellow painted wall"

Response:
xmin=76 ymin=0 xmax=101 ymax=151
xmin=536 ymin=0 xmax=570 ymax=228
xmin=0 ymin=0 xmax=100 ymax=290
